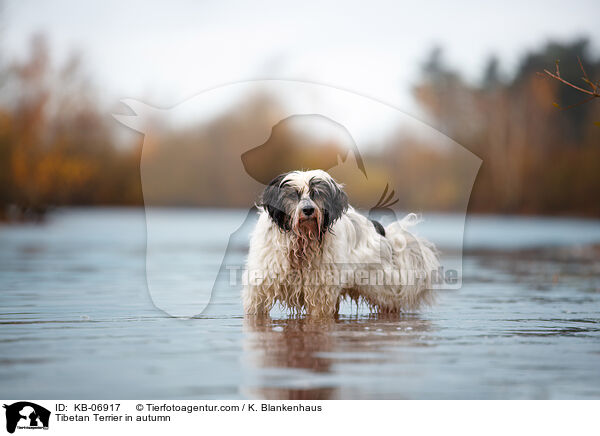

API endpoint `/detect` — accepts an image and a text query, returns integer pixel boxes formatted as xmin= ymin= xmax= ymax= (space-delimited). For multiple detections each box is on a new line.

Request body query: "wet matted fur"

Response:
xmin=243 ymin=170 xmax=440 ymax=317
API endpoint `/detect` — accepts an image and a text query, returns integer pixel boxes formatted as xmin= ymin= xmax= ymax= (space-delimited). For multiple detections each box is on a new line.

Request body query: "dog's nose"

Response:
xmin=302 ymin=206 xmax=315 ymax=217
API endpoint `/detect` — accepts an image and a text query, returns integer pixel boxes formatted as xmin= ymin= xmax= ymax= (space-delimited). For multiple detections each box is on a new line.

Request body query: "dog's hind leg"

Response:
xmin=334 ymin=296 xmax=341 ymax=316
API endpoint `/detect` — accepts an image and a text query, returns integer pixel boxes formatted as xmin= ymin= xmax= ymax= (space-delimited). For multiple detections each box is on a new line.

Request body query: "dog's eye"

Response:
xmin=309 ymin=188 xmax=321 ymax=200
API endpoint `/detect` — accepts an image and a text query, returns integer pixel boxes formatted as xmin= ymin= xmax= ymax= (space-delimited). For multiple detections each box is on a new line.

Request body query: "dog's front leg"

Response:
xmin=242 ymin=284 xmax=273 ymax=317
xmin=304 ymin=286 xmax=341 ymax=318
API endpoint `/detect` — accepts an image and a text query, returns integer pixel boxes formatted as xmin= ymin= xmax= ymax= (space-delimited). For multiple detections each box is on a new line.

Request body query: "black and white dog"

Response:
xmin=243 ymin=170 xmax=439 ymax=317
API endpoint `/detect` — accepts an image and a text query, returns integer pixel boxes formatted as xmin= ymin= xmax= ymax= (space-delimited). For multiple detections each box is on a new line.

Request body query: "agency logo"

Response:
xmin=3 ymin=402 xmax=50 ymax=434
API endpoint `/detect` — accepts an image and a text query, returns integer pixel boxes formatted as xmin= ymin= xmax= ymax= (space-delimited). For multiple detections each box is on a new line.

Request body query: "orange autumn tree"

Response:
xmin=0 ymin=35 xmax=142 ymax=219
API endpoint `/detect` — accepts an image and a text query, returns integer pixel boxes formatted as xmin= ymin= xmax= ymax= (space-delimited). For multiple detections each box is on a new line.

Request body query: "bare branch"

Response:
xmin=577 ymin=56 xmax=597 ymax=93
xmin=543 ymin=68 xmax=600 ymax=97
xmin=541 ymin=59 xmax=600 ymax=125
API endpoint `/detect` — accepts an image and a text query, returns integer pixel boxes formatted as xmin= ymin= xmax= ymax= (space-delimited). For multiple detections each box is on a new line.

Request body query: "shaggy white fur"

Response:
xmin=243 ymin=170 xmax=440 ymax=317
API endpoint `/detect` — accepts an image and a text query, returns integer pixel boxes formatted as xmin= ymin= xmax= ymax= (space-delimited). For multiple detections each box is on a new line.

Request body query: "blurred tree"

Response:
xmin=0 ymin=35 xmax=142 ymax=220
xmin=412 ymin=40 xmax=600 ymax=216
xmin=1 ymin=34 xmax=598 ymax=219
xmin=482 ymin=55 xmax=502 ymax=89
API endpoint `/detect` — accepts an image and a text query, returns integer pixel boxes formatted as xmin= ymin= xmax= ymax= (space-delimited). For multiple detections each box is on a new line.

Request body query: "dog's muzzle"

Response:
xmin=299 ymin=199 xmax=316 ymax=219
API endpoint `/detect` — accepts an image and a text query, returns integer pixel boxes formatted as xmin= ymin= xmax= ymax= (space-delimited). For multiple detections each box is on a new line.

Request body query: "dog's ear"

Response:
xmin=259 ymin=173 xmax=290 ymax=231
xmin=324 ymin=180 xmax=348 ymax=229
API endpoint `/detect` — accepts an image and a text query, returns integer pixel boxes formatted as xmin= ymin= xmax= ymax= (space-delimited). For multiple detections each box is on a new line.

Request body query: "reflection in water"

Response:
xmin=242 ymin=314 xmax=431 ymax=399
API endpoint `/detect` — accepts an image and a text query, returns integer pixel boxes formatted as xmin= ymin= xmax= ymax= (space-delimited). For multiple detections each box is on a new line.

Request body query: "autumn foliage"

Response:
xmin=0 ymin=36 xmax=142 ymax=220
xmin=1 ymin=36 xmax=599 ymax=220
xmin=413 ymin=40 xmax=600 ymax=215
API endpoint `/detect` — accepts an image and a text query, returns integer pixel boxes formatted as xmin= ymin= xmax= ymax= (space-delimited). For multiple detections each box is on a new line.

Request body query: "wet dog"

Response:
xmin=243 ymin=170 xmax=439 ymax=317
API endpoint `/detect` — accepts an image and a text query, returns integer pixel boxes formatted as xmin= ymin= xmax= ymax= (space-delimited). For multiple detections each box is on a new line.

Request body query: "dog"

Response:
xmin=243 ymin=170 xmax=440 ymax=317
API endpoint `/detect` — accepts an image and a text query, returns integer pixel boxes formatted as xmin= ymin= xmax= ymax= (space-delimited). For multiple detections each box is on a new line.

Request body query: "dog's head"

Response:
xmin=259 ymin=170 xmax=349 ymax=239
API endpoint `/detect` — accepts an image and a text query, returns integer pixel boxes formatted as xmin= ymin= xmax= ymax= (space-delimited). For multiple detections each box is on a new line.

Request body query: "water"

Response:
xmin=1 ymin=209 xmax=599 ymax=399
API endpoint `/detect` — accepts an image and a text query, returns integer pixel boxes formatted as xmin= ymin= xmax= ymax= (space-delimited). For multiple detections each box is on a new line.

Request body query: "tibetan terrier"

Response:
xmin=243 ymin=170 xmax=440 ymax=317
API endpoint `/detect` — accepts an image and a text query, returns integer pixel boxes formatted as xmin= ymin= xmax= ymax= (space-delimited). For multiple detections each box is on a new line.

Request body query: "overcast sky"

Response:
xmin=2 ymin=0 xmax=599 ymax=119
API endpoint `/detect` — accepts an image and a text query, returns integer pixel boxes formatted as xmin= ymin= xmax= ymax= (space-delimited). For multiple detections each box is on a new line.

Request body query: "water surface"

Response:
xmin=1 ymin=209 xmax=599 ymax=399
